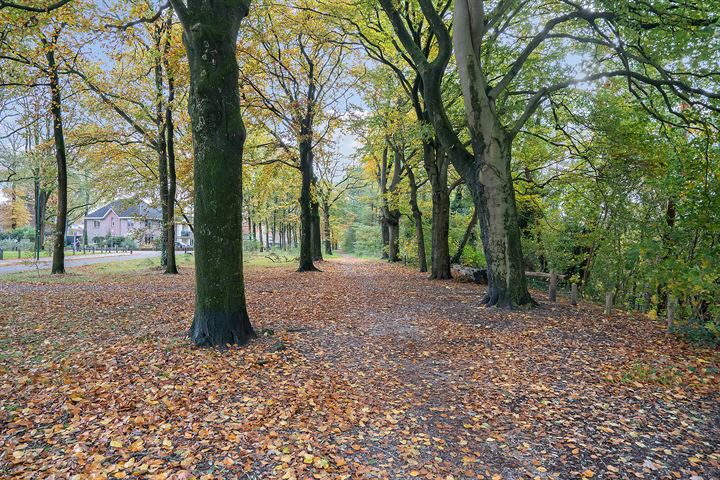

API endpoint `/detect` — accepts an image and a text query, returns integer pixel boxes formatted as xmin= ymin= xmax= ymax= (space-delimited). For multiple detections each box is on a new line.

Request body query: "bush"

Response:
xmin=92 ymin=235 xmax=135 ymax=248
xmin=673 ymin=318 xmax=720 ymax=347
xmin=0 ymin=238 xmax=33 ymax=252
xmin=0 ymin=226 xmax=35 ymax=241
xmin=120 ymin=238 xmax=138 ymax=250
xmin=243 ymin=238 xmax=263 ymax=252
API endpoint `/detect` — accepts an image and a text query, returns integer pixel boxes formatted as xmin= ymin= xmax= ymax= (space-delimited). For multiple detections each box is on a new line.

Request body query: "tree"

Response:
xmin=315 ymin=149 xmax=363 ymax=256
xmin=240 ymin=2 xmax=351 ymax=271
xmin=0 ymin=185 xmax=31 ymax=229
xmin=326 ymin=1 xmax=461 ymax=278
xmin=379 ymin=0 xmax=720 ymax=307
xmin=0 ymin=5 xmax=84 ymax=273
xmin=76 ymin=1 xmax=181 ymax=273
xmin=168 ymin=0 xmax=255 ymax=347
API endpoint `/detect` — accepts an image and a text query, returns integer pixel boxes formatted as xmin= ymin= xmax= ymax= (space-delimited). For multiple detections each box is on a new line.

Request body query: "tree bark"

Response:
xmin=311 ymin=190 xmax=323 ymax=261
xmin=453 ymin=1 xmax=533 ymax=306
xmin=466 ymin=141 xmax=533 ymax=307
xmin=322 ymin=201 xmax=332 ymax=255
xmin=153 ymin=43 xmax=175 ymax=273
xmin=175 ymin=1 xmax=255 ymax=346
xmin=46 ymin=44 xmax=67 ymax=275
xmin=426 ymin=144 xmax=451 ymax=279
xmin=298 ymin=137 xmax=318 ymax=271
xmin=406 ymin=166 xmax=427 ymax=272
xmin=163 ymin=26 xmax=178 ymax=274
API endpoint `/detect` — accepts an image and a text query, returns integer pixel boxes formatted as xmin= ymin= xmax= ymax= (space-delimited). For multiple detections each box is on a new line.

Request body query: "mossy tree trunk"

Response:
xmin=171 ymin=0 xmax=255 ymax=346
xmin=311 ymin=186 xmax=323 ymax=261
xmin=454 ymin=2 xmax=533 ymax=306
xmin=425 ymin=144 xmax=451 ymax=279
xmin=406 ymin=166 xmax=427 ymax=272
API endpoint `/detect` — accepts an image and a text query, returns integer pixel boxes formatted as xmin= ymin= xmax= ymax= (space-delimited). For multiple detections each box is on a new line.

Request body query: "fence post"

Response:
xmin=548 ymin=271 xmax=557 ymax=302
xmin=667 ymin=297 xmax=676 ymax=330
xmin=0 ymin=248 xmax=3 ymax=260
xmin=642 ymin=290 xmax=651 ymax=313
xmin=18 ymin=248 xmax=21 ymax=259
xmin=604 ymin=291 xmax=614 ymax=315
xmin=571 ymin=283 xmax=578 ymax=306
xmin=404 ymin=254 xmax=407 ymax=266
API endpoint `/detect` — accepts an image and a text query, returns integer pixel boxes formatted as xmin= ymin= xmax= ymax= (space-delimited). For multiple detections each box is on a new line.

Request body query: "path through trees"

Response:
xmin=1 ymin=258 xmax=717 ymax=478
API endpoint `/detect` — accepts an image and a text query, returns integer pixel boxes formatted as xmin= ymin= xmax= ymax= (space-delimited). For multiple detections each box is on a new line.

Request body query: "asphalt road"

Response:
xmin=0 ymin=250 xmax=164 ymax=274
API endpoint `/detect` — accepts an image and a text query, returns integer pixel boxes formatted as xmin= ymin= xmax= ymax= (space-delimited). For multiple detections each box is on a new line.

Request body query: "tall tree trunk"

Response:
xmin=272 ymin=210 xmax=276 ymax=249
xmin=265 ymin=218 xmax=270 ymax=250
xmin=451 ymin=208 xmax=477 ymax=265
xmin=387 ymin=214 xmax=400 ymax=262
xmin=46 ymin=44 xmax=67 ymax=275
xmin=153 ymin=46 xmax=172 ymax=272
xmin=179 ymin=3 xmax=255 ymax=346
xmin=298 ymin=137 xmax=318 ymax=271
xmin=407 ymin=167 xmax=427 ymax=272
xmin=387 ymin=148 xmax=403 ymax=262
xmin=311 ymin=179 xmax=323 ymax=262
xmin=164 ymin=28 xmax=178 ymax=274
xmin=426 ymin=144 xmax=451 ymax=279
xmin=453 ymin=3 xmax=533 ymax=306
xmin=311 ymin=202 xmax=323 ymax=260
xmin=322 ymin=201 xmax=332 ymax=255
xmin=380 ymin=216 xmax=389 ymax=258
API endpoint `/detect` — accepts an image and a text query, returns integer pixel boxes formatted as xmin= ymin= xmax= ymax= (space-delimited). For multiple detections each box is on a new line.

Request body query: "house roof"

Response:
xmin=86 ymin=200 xmax=162 ymax=220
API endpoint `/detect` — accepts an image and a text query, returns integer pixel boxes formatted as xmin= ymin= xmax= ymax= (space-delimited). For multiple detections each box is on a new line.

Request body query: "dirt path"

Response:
xmin=1 ymin=257 xmax=718 ymax=479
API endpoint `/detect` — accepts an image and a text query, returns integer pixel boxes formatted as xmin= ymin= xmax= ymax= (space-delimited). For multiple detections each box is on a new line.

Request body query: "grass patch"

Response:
xmin=612 ymin=361 xmax=682 ymax=386
xmin=0 ymin=251 xmax=297 ymax=283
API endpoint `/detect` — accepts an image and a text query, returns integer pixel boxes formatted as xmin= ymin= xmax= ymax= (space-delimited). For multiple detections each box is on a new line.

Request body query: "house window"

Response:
xmin=93 ymin=220 xmax=100 ymax=228
xmin=145 ymin=220 xmax=150 ymax=227
xmin=128 ymin=220 xmax=133 ymax=227
xmin=111 ymin=218 xmax=115 ymax=226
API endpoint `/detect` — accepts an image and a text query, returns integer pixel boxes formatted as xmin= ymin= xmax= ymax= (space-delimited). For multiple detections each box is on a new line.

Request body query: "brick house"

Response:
xmin=84 ymin=200 xmax=163 ymax=245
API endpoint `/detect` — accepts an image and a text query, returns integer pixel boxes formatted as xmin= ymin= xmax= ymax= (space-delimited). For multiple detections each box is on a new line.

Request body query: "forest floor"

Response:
xmin=1 ymin=256 xmax=718 ymax=480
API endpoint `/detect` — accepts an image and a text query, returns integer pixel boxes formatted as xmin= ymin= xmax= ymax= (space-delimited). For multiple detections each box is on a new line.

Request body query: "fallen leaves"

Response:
xmin=1 ymin=258 xmax=718 ymax=478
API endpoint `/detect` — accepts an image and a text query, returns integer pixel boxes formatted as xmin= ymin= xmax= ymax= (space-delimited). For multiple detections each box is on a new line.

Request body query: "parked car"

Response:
xmin=175 ymin=241 xmax=190 ymax=249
